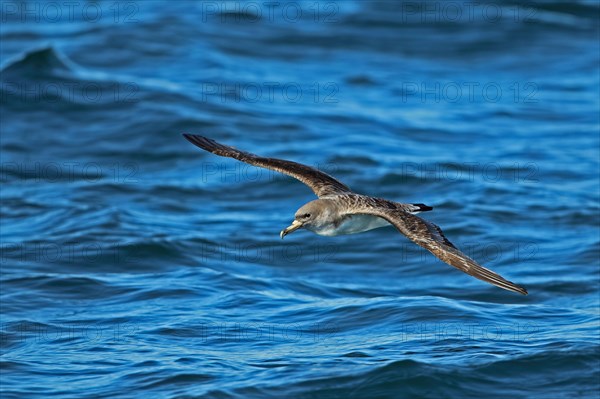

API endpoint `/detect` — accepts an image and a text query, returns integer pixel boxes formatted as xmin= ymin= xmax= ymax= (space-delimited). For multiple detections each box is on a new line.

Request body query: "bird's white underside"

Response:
xmin=311 ymin=214 xmax=392 ymax=236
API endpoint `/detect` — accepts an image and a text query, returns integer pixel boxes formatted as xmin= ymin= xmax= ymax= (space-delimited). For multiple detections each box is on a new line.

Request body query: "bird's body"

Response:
xmin=294 ymin=195 xmax=429 ymax=236
xmin=320 ymin=212 xmax=390 ymax=236
xmin=183 ymin=134 xmax=528 ymax=295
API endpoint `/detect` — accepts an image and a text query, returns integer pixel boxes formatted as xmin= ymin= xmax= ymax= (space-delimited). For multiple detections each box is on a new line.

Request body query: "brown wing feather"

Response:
xmin=183 ymin=134 xmax=350 ymax=197
xmin=351 ymin=203 xmax=528 ymax=295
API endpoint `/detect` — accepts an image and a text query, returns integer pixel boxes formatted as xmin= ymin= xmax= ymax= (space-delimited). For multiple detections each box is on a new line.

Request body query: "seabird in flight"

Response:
xmin=183 ymin=134 xmax=528 ymax=295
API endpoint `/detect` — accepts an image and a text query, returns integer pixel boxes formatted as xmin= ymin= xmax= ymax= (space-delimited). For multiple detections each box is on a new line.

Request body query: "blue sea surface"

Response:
xmin=1 ymin=1 xmax=599 ymax=398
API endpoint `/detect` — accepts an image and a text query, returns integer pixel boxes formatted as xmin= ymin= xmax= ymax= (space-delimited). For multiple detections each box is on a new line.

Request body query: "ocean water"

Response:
xmin=1 ymin=1 xmax=599 ymax=398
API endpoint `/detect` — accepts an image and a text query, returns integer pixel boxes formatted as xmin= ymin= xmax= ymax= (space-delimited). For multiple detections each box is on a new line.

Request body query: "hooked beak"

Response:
xmin=280 ymin=220 xmax=303 ymax=239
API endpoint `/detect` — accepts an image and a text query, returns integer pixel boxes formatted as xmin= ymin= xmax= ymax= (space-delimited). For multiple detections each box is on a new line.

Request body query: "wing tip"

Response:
xmin=495 ymin=279 xmax=528 ymax=295
xmin=495 ymin=273 xmax=528 ymax=295
xmin=182 ymin=133 xmax=220 ymax=152
xmin=480 ymin=268 xmax=528 ymax=296
xmin=182 ymin=133 xmax=206 ymax=145
xmin=515 ymin=285 xmax=528 ymax=295
xmin=182 ymin=133 xmax=198 ymax=140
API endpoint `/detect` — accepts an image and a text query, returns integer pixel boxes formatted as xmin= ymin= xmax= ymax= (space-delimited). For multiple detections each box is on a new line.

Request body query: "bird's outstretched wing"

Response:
xmin=349 ymin=202 xmax=528 ymax=295
xmin=183 ymin=134 xmax=351 ymax=197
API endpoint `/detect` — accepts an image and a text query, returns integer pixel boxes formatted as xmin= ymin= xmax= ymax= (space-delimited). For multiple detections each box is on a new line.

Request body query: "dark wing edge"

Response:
xmin=182 ymin=134 xmax=351 ymax=197
xmin=354 ymin=206 xmax=528 ymax=295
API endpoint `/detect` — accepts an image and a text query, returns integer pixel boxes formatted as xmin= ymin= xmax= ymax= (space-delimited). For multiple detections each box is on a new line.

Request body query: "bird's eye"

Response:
xmin=303 ymin=213 xmax=311 ymax=218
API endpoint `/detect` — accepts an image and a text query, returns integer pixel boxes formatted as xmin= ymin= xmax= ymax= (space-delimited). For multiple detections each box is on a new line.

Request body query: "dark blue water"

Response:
xmin=1 ymin=1 xmax=599 ymax=398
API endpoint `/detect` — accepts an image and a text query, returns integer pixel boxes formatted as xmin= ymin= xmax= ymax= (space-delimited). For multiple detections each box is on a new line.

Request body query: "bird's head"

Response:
xmin=280 ymin=199 xmax=335 ymax=239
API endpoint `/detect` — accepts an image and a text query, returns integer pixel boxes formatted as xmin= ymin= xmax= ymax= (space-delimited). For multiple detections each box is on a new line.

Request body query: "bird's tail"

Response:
xmin=406 ymin=203 xmax=433 ymax=214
